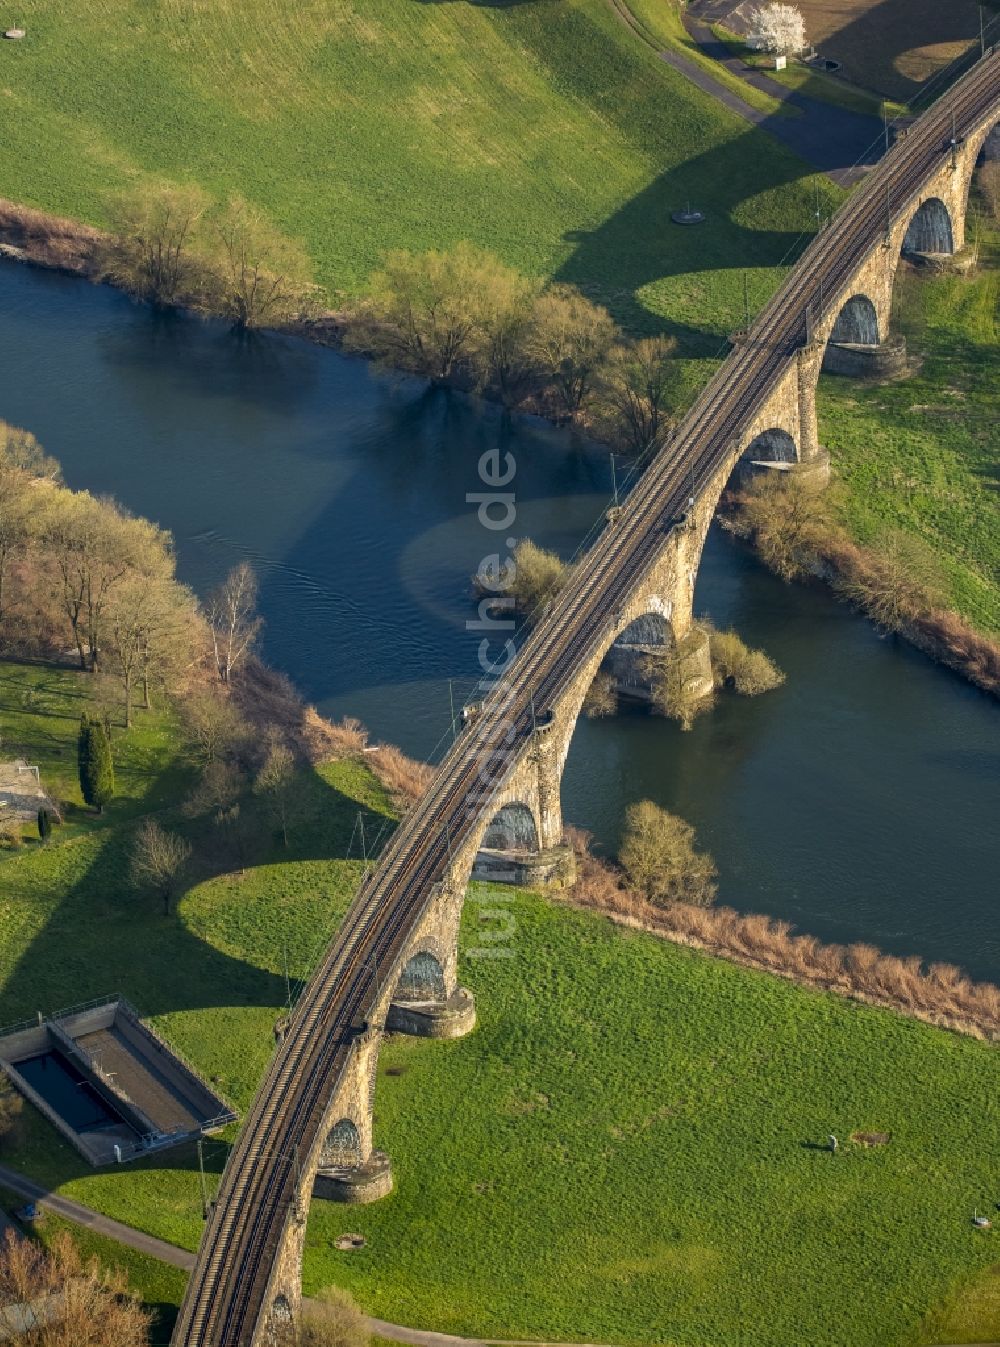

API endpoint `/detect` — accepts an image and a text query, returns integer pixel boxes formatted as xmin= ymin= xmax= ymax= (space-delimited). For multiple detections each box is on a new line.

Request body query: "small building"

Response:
xmin=0 ymin=760 xmax=52 ymax=825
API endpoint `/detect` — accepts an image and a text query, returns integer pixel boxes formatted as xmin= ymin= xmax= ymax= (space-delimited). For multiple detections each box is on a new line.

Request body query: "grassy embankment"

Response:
xmin=819 ymin=221 xmax=1000 ymax=635
xmin=3 ymin=660 xmax=1000 ymax=1347
xmin=705 ymin=24 xmax=908 ymax=119
xmin=0 ymin=0 xmax=840 ymax=355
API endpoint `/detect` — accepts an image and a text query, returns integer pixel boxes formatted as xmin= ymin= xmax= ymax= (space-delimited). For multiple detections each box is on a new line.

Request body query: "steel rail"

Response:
xmin=172 ymin=52 xmax=1000 ymax=1347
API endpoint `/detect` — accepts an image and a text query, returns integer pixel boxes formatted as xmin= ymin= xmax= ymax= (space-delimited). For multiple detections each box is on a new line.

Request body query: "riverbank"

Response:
xmin=5 ymin=185 xmax=998 ymax=715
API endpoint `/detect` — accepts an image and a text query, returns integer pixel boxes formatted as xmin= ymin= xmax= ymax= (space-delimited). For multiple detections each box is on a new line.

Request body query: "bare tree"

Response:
xmin=979 ymin=161 xmax=1000 ymax=225
xmin=749 ymin=3 xmax=806 ymax=54
xmin=206 ymin=196 xmax=318 ymax=330
xmin=599 ymin=335 xmax=679 ymax=455
xmin=206 ymin=562 xmax=262 ymax=683
xmin=0 ymin=1228 xmax=150 ymax=1346
xmin=254 ymin=739 xmax=298 ymax=848
xmin=0 ymin=467 xmax=34 ymax=626
xmin=101 ymin=182 xmax=209 ymax=307
xmin=835 ymin=531 xmax=946 ymax=632
xmin=130 ymin=819 xmax=192 ymax=915
xmin=180 ymin=687 xmax=250 ymax=764
xmin=528 ymin=285 xmax=619 ymax=420
xmin=619 ymin=799 xmax=717 ymax=908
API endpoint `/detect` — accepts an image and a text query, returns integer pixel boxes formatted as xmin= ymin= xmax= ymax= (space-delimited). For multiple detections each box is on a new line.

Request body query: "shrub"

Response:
xmin=298 ymin=1285 xmax=370 ymax=1347
xmin=510 ymin=539 xmax=567 ymax=616
xmin=0 ymin=1078 xmax=24 ymax=1153
xmin=619 ymin=799 xmax=718 ymax=908
xmin=834 ymin=531 xmax=946 ymax=633
xmin=0 ymin=1228 xmax=150 ymax=1346
xmin=708 ymin=627 xmax=785 ymax=694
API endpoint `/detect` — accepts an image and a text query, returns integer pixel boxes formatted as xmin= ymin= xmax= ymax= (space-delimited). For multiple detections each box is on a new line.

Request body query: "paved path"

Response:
xmin=607 ymin=0 xmax=885 ymax=187
xmin=681 ymin=13 xmax=885 ymax=186
xmin=0 ymin=1166 xmax=617 ymax=1347
xmin=3 ymin=1166 xmax=996 ymax=1347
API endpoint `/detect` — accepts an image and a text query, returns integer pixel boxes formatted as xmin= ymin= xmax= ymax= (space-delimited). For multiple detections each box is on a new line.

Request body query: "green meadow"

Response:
xmin=2 ymin=661 xmax=1000 ymax=1346
xmin=0 ymin=0 xmax=840 ymax=348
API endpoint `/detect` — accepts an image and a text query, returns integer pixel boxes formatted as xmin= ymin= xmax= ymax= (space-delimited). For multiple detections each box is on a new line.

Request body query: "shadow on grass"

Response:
xmin=0 ymin=761 xmax=392 ymax=1028
xmin=552 ymin=124 xmax=852 ymax=347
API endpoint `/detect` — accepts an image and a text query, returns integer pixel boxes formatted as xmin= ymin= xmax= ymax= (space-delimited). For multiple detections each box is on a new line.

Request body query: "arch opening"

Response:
xmin=605 ymin=610 xmax=674 ymax=700
xmin=395 ymin=950 xmax=447 ymax=1003
xmin=741 ymin=428 xmax=797 ymax=466
xmin=320 ymin=1118 xmax=362 ymax=1170
xmin=829 ymin=294 xmax=879 ymax=347
xmin=481 ymin=801 xmax=539 ymax=854
xmin=903 ymin=197 xmax=954 ymax=256
xmin=268 ymin=1295 xmax=294 ymax=1346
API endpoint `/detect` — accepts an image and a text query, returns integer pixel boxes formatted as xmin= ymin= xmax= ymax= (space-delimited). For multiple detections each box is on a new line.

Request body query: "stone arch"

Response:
xmin=903 ymin=197 xmax=954 ymax=255
xmin=481 ymin=801 xmax=540 ymax=853
xmin=394 ymin=949 xmax=447 ymax=1003
xmin=604 ymin=608 xmax=676 ymax=701
xmin=320 ymin=1118 xmax=362 ymax=1170
xmin=741 ymin=427 xmax=798 ymax=465
xmin=829 ymin=293 xmax=880 ymax=346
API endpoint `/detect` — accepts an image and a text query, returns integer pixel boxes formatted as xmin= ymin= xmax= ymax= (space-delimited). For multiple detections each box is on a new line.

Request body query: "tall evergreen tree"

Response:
xmin=78 ymin=715 xmax=115 ymax=813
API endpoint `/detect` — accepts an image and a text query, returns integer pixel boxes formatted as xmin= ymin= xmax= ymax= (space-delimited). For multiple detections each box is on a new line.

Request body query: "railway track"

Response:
xmin=172 ymin=52 xmax=1000 ymax=1347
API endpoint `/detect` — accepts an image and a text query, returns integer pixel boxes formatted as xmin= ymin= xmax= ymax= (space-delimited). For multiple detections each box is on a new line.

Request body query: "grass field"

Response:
xmin=0 ymin=0 xmax=840 ymax=349
xmin=783 ymin=0 xmax=984 ymax=102
xmin=3 ymin=662 xmax=1000 ymax=1347
xmin=819 ymin=220 xmax=1000 ymax=635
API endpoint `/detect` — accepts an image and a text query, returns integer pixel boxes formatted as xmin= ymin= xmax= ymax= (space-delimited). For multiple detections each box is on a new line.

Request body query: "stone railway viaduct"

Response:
xmin=172 ymin=54 xmax=1000 ymax=1347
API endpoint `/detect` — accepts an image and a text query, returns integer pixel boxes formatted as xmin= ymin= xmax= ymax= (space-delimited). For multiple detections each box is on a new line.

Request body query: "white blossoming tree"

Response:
xmin=749 ymin=3 xmax=806 ymax=55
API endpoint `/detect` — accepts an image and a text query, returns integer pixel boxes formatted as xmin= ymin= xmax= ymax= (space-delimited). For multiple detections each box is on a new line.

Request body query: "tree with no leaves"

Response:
xmin=351 ymin=242 xmax=504 ymax=382
xmin=0 ymin=1227 xmax=150 ymax=1346
xmin=254 ymin=739 xmax=298 ymax=848
xmin=979 ymin=161 xmax=1000 ymax=225
xmin=749 ymin=3 xmax=806 ymax=54
xmin=599 ymin=335 xmax=679 ymax=455
xmin=835 ymin=530 xmax=946 ymax=633
xmin=180 ymin=687 xmax=250 ymax=764
xmin=206 ymin=196 xmax=318 ymax=330
xmin=206 ymin=562 xmax=262 ymax=684
xmin=619 ymin=799 xmax=718 ymax=908
xmin=527 ymin=285 xmax=619 ymax=420
xmin=130 ymin=818 xmax=192 ymax=915
xmin=101 ymin=182 xmax=209 ymax=308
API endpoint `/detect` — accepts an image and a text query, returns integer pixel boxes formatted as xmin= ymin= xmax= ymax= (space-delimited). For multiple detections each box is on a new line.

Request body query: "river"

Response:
xmin=1 ymin=259 xmax=997 ymax=979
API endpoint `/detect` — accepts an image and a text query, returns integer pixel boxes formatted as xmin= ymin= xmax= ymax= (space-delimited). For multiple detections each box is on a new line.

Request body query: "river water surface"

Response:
xmin=1 ymin=260 xmax=997 ymax=978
